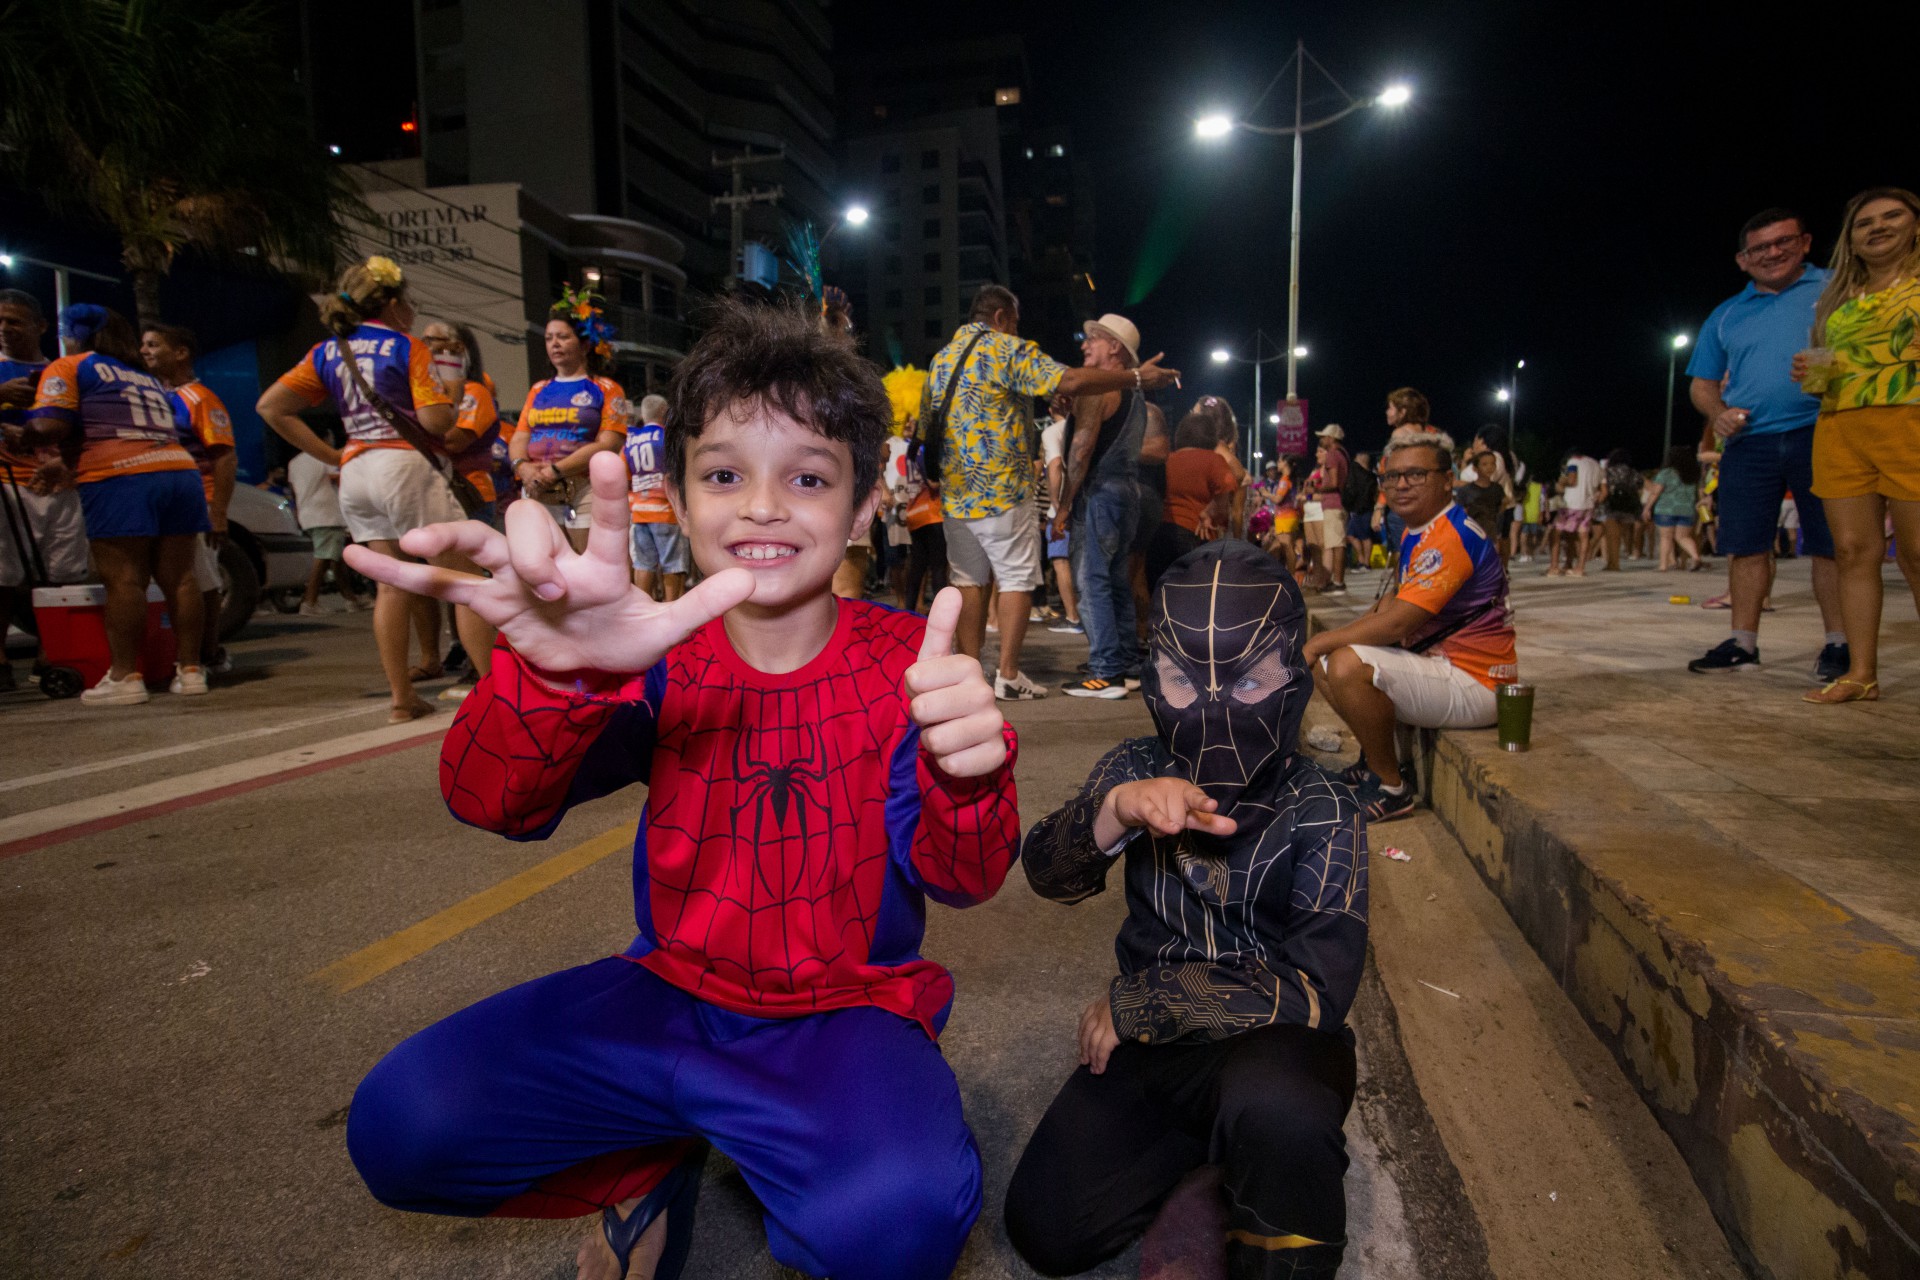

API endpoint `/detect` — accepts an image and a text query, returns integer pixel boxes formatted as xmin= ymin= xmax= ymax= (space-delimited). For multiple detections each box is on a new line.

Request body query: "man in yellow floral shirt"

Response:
xmin=927 ymin=285 xmax=1179 ymax=700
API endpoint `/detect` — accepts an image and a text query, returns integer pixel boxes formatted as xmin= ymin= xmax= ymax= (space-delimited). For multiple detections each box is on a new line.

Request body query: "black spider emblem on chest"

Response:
xmin=729 ymin=721 xmax=835 ymax=894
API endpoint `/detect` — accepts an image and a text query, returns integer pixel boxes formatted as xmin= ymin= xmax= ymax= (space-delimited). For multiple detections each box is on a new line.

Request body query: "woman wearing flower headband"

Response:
xmin=257 ymin=257 xmax=493 ymax=722
xmin=509 ymin=286 xmax=629 ymax=552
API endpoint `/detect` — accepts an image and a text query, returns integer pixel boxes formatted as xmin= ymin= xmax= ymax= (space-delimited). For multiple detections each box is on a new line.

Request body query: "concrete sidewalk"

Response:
xmin=1309 ymin=554 xmax=1920 ymax=1280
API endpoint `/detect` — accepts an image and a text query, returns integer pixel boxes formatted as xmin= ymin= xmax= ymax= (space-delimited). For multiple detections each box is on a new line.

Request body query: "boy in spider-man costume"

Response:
xmin=341 ymin=301 xmax=1019 ymax=1280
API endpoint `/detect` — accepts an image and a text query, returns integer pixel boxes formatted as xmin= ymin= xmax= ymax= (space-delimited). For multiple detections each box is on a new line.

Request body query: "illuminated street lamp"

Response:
xmin=1663 ymin=333 xmax=1692 ymax=458
xmin=1211 ymin=348 xmax=1232 ymax=364
xmin=1292 ymin=345 xmax=1309 ymax=359
xmin=844 ymin=204 xmax=870 ymax=227
xmin=1196 ymin=43 xmax=1411 ymax=406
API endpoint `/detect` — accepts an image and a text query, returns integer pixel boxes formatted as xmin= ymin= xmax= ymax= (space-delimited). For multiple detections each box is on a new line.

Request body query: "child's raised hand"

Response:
xmin=904 ymin=586 xmax=1007 ymax=777
xmin=1108 ymin=778 xmax=1238 ymax=839
xmin=344 ymin=450 xmax=755 ymax=675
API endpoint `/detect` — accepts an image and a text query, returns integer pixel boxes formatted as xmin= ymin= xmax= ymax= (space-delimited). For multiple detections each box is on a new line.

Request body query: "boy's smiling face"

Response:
xmin=671 ymin=397 xmax=881 ymax=612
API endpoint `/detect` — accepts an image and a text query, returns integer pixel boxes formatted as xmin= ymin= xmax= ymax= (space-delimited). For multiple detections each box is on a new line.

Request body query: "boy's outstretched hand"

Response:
xmin=343 ymin=450 xmax=755 ymax=676
xmin=1093 ymin=777 xmax=1239 ymax=850
xmin=904 ymin=587 xmax=1008 ymax=778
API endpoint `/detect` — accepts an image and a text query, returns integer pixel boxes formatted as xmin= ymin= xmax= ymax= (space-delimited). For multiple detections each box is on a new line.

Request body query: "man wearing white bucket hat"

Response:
xmin=1053 ymin=314 xmax=1170 ymax=698
xmin=927 ymin=287 xmax=1180 ymax=701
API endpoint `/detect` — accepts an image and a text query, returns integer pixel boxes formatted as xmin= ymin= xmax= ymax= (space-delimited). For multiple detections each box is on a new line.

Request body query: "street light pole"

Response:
xmin=0 ymin=252 xmax=120 ymax=319
xmin=1285 ymin=43 xmax=1304 ymax=402
xmin=1663 ymin=334 xmax=1691 ymax=460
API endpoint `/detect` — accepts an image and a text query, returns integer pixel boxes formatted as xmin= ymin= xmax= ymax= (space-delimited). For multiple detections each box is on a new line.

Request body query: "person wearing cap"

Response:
xmin=1053 ymin=314 xmax=1167 ymax=698
xmin=1304 ymin=425 xmax=1351 ymax=595
xmin=928 ymin=286 xmax=1179 ymax=701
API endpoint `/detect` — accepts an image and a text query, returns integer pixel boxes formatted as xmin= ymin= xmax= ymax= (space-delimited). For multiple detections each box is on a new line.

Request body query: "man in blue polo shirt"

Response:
xmin=1685 ymin=208 xmax=1846 ymax=679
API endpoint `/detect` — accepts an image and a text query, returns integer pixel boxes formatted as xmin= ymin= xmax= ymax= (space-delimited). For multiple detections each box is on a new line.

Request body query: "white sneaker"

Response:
xmin=82 ymin=670 xmax=150 ymax=706
xmin=170 ymin=665 xmax=210 ymax=696
xmin=298 ymin=602 xmax=327 ymax=616
xmin=994 ymin=671 xmax=1048 ymax=701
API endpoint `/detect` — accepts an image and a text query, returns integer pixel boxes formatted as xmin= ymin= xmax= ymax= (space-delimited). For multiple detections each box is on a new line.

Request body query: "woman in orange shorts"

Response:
xmin=1799 ymin=187 xmax=1920 ymax=703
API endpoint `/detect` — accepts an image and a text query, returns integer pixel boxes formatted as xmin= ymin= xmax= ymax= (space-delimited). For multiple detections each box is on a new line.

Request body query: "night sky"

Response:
xmin=314 ymin=0 xmax=1906 ymax=472
xmin=840 ymin=0 xmax=1905 ymax=470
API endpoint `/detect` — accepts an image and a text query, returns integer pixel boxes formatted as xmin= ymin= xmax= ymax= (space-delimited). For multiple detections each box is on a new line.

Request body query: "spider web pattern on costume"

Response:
xmin=638 ymin=605 xmax=1018 ymax=1035
xmin=439 ymin=651 xmax=647 ymax=837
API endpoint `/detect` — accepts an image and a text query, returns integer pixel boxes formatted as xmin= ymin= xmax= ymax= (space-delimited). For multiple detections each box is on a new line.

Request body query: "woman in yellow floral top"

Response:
xmin=1797 ymin=187 xmax=1920 ymax=703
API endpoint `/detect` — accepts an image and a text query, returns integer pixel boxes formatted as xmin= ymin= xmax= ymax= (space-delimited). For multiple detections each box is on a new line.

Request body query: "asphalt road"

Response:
xmin=0 ymin=589 xmax=1739 ymax=1278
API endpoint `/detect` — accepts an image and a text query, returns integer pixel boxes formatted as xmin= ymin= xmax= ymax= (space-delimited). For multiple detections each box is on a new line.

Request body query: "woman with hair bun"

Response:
xmin=256 ymin=256 xmax=490 ymax=722
xmin=509 ymin=286 xmax=628 ymax=552
xmin=12 ymin=304 xmax=209 ymax=704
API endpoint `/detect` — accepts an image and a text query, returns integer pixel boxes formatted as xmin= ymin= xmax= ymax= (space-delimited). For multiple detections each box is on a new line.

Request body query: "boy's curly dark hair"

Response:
xmin=666 ymin=298 xmax=889 ymax=499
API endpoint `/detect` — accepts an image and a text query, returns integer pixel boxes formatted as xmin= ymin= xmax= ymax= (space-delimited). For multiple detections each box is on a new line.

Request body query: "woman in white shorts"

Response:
xmin=256 ymin=257 xmax=492 ymax=722
xmin=509 ymin=287 xmax=626 ymax=552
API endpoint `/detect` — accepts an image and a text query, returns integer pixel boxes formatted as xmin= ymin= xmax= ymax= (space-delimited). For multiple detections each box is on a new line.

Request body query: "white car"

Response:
xmin=216 ymin=485 xmax=315 ymax=639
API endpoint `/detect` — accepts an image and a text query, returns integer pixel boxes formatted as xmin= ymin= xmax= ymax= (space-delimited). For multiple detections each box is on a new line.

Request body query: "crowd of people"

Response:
xmin=1 ymin=181 xmax=1913 ymax=1278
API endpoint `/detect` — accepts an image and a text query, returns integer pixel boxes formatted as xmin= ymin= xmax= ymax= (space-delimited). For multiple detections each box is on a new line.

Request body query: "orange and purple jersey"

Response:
xmin=272 ymin=322 xmax=449 ymax=464
xmin=624 ymin=417 xmax=673 ymax=523
xmin=1 ymin=355 xmax=50 ymax=485
xmin=515 ymin=375 xmax=627 ymax=465
xmin=1396 ymin=503 xmax=1517 ymax=690
xmin=448 ymin=378 xmax=503 ymax=504
xmin=27 ymin=353 xmax=197 ymax=484
xmin=169 ymin=380 xmax=235 ymax=505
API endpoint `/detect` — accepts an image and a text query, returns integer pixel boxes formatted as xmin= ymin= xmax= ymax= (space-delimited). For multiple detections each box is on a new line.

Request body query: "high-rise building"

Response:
xmin=834 ymin=35 xmax=1092 ymax=368
xmin=411 ymin=0 xmax=838 ymax=290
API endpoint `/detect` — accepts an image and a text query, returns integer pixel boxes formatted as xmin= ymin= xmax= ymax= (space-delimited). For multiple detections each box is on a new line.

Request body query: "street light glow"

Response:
xmin=1195 ymin=114 xmax=1233 ymax=140
xmin=0 ymin=254 xmax=12 ymax=269
xmin=1516 ymin=359 xmax=1526 ymax=370
xmin=1378 ymin=84 xmax=1413 ymax=108
xmin=1292 ymin=345 xmax=1308 ymax=359
xmin=1496 ymin=388 xmax=1511 ymax=402
xmin=1210 ymin=348 xmax=1231 ymax=364
xmin=844 ymin=205 xmax=870 ymax=226
xmin=1672 ymin=333 xmax=1690 ymax=350
xmin=1269 ymin=413 xmax=1281 ymax=425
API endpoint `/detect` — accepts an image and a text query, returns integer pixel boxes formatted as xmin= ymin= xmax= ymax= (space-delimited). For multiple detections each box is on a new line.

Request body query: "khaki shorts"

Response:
xmin=945 ymin=504 xmax=1042 ymax=592
xmin=0 ymin=484 xmax=90 ymax=587
xmin=1301 ymin=502 xmax=1346 ymax=546
xmin=1335 ymin=644 xmax=1497 ymax=729
xmin=534 ymin=475 xmax=597 ymax=531
xmin=339 ymin=447 xmax=463 ymax=544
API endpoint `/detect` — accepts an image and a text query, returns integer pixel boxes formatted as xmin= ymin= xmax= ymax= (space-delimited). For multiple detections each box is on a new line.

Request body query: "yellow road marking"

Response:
xmin=310 ymin=824 xmax=635 ymax=993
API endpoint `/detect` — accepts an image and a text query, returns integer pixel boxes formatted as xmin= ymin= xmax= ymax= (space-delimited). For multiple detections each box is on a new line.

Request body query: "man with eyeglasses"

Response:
xmin=1684 ymin=208 xmax=1846 ymax=679
xmin=1302 ymin=431 xmax=1515 ymax=822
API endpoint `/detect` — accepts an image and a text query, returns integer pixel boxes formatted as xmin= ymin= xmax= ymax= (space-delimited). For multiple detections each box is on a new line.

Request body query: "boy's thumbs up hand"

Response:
xmin=904 ymin=587 xmax=1008 ymax=778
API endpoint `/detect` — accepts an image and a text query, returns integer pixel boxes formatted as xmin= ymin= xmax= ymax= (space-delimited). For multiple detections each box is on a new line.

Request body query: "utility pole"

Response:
xmin=711 ymin=147 xmax=785 ymax=285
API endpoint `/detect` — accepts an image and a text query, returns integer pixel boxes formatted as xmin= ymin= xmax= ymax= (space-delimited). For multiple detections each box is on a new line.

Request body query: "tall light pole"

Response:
xmin=1197 ymin=49 xmax=1409 ymax=409
xmin=0 ymin=251 xmax=120 ymax=318
xmin=1212 ymin=330 xmax=1290 ymax=461
xmin=1663 ymin=334 xmax=1690 ymax=460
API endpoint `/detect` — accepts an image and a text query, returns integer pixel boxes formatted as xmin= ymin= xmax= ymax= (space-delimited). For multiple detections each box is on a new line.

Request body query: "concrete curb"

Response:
xmin=1428 ymin=722 xmax=1920 ymax=1280
xmin=1305 ymin=602 xmax=1920 ymax=1280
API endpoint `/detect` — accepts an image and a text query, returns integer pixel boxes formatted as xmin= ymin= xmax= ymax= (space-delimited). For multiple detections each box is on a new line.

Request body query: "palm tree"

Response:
xmin=0 ymin=0 xmax=363 ymax=327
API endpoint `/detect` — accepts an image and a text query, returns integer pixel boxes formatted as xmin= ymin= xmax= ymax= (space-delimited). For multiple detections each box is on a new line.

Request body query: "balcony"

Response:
xmin=616 ymin=306 xmax=690 ymax=357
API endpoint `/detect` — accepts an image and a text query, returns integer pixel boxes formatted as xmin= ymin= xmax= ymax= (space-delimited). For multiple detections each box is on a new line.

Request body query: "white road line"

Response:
xmin=0 ymin=715 xmax=447 ymax=848
xmin=0 ymin=702 xmax=385 ymax=796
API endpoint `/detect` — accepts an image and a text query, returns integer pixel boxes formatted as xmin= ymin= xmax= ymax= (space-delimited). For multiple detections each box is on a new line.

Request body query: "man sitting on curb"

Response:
xmin=1303 ymin=431 xmax=1517 ymax=822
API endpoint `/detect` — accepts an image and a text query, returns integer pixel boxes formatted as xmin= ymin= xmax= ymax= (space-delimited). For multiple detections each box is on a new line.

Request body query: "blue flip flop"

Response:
xmin=601 ymin=1144 xmax=709 ymax=1280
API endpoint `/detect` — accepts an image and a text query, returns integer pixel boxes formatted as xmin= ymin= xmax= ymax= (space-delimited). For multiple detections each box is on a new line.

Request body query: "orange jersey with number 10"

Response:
xmin=27 ymin=353 xmax=197 ymax=484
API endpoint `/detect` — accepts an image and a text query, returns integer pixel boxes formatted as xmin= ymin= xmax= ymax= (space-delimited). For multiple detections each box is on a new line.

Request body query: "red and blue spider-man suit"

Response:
xmin=346 ymin=599 xmax=1020 ymax=1280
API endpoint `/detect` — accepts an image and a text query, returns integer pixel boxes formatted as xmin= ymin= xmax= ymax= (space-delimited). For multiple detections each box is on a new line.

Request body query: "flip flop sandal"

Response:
xmin=1700 ymin=595 xmax=1731 ymax=610
xmin=407 ymin=664 xmax=445 ymax=683
xmin=388 ymin=697 xmax=436 ymax=724
xmin=1803 ymin=678 xmax=1878 ymax=704
xmin=602 ymin=1144 xmax=709 ymax=1280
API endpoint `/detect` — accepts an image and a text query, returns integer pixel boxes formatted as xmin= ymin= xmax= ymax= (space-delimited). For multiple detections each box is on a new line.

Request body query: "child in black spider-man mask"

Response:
xmin=1006 ymin=539 xmax=1368 ymax=1280
xmin=339 ymin=300 xmax=1019 ymax=1280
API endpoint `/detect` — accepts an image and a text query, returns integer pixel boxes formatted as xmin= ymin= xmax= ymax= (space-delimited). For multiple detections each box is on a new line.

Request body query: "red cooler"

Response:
xmin=31 ymin=584 xmax=177 ymax=699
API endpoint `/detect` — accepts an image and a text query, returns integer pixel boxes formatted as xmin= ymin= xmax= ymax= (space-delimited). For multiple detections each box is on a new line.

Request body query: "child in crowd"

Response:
xmin=1005 ymin=542 xmax=1366 ymax=1280
xmin=1454 ymin=450 xmax=1507 ymax=536
xmin=340 ymin=301 xmax=1020 ymax=1280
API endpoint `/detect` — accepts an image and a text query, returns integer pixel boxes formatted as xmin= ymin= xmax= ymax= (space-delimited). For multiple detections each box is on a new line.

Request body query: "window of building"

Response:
xmin=925 ymin=318 xmax=943 ymax=337
xmin=923 ymin=251 xmax=941 ymax=272
xmin=884 ymin=288 xmax=902 ymax=308
xmin=921 ymin=148 xmax=940 ymax=169
xmin=995 ymin=87 xmax=1021 ymax=106
xmin=924 ymin=285 xmax=941 ymax=306
xmin=880 ymin=153 xmax=901 ymax=174
xmin=1049 ymin=143 xmax=1066 ymax=158
xmin=922 ymin=183 xmax=939 ymax=204
xmin=922 ymin=218 xmax=940 ymax=239
xmin=1045 ymin=194 xmax=1067 ymax=206
xmin=884 ymin=255 xmax=901 ymax=275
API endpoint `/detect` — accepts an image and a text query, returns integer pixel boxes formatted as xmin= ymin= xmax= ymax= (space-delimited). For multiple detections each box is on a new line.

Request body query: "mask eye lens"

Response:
xmin=1230 ymin=654 xmax=1292 ymax=704
xmin=1155 ymin=654 xmax=1199 ymax=708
